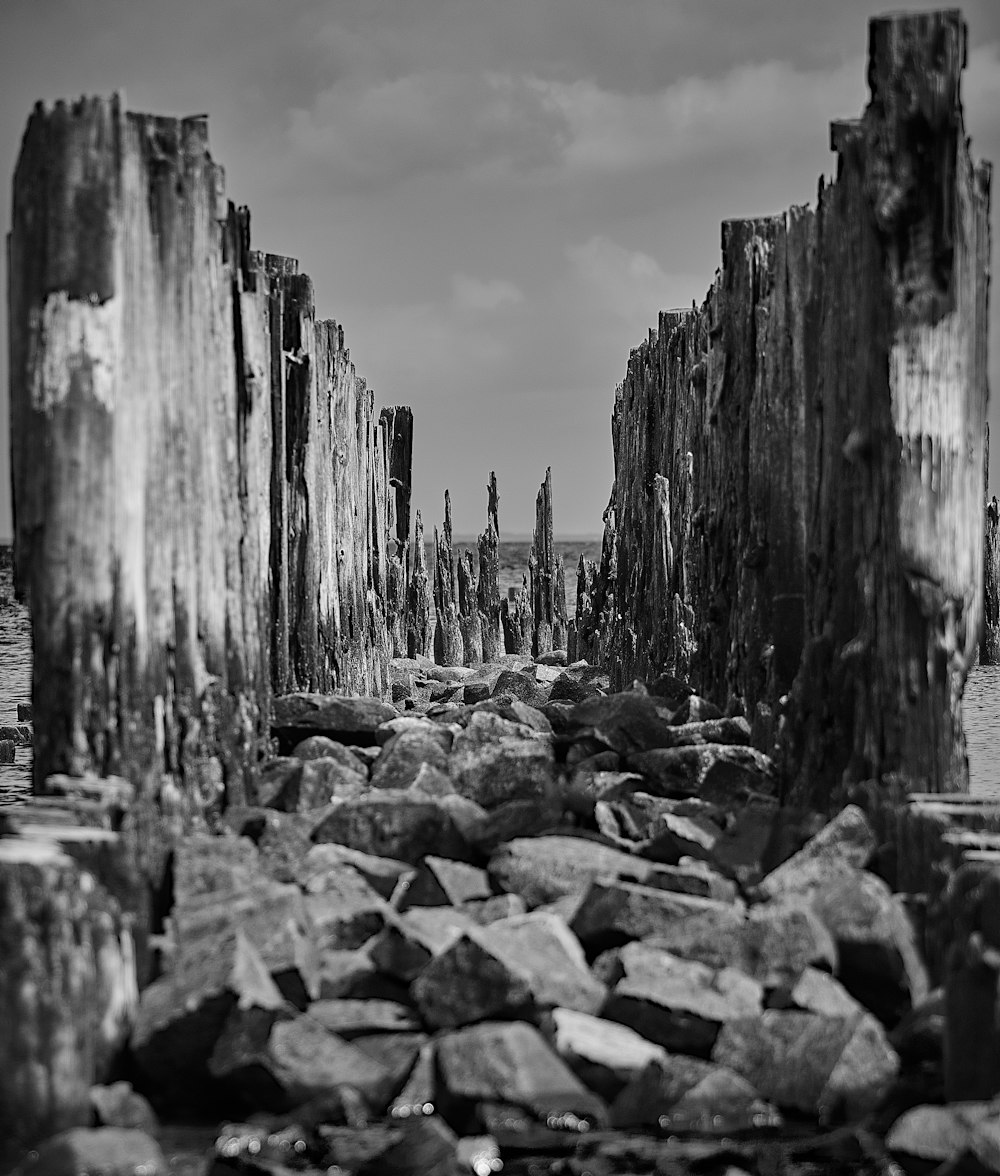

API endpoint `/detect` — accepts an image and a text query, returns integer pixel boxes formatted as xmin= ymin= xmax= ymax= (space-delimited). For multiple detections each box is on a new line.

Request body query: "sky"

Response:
xmin=1 ymin=1 xmax=999 ymax=542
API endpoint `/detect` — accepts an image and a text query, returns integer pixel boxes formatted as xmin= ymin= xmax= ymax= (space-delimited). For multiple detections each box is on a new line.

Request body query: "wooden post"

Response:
xmin=457 ymin=552 xmax=483 ymax=665
xmin=477 ymin=472 xmax=503 ymax=663
xmin=432 ymin=492 xmax=464 ymax=666
xmin=407 ymin=510 xmax=433 ymax=659
xmin=983 ymin=495 xmax=1000 ymax=664
xmin=382 ymin=406 xmax=414 ymax=657
xmin=502 ymin=577 xmax=533 ymax=656
xmin=528 ymin=467 xmax=567 ymax=655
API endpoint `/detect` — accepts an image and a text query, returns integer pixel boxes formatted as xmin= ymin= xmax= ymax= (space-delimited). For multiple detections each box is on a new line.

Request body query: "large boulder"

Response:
xmin=712 ymin=1009 xmax=899 ymax=1120
xmin=627 ymin=745 xmax=777 ymax=804
xmin=370 ymin=728 xmax=452 ymax=792
xmin=603 ymin=942 xmax=763 ymax=1056
xmin=448 ymin=713 xmax=556 ymax=808
xmin=411 ymin=912 xmax=605 ymax=1028
xmin=570 ymin=878 xmax=743 ymax=951
xmin=487 ymin=835 xmax=655 ymax=908
xmin=755 ymin=804 xmax=876 ymax=898
xmin=547 ymin=1007 xmax=668 ymax=1099
xmin=271 ymin=694 xmax=398 ymax=751
xmin=311 ymin=792 xmax=468 ymax=864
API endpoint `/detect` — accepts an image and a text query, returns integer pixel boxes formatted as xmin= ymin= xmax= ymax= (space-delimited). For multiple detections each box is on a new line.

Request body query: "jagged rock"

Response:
xmin=627 ymin=745 xmax=777 ymax=803
xmin=448 ymin=713 xmax=555 ymax=808
xmin=548 ymin=673 xmax=601 ymax=704
xmin=885 ymin=1102 xmax=1000 ymax=1167
xmin=565 ymin=691 xmax=676 ymax=756
xmin=507 ymin=698 xmax=554 ymax=735
xmin=395 ymin=856 xmax=493 ymax=910
xmin=371 ymin=729 xmax=452 ymax=792
xmin=448 ymin=794 xmax=565 ymax=855
xmin=412 ymin=912 xmax=606 ymax=1028
xmin=390 ymin=1040 xmax=437 ymax=1118
xmin=297 ymin=843 xmax=413 ymax=901
xmin=610 ymin=1056 xmax=780 ymax=1134
xmin=370 ymin=907 xmax=479 ymax=982
xmin=11 ymin=1128 xmax=167 ymax=1176
xmin=311 ymin=792 xmax=468 ymax=864
xmin=272 ymin=694 xmax=398 ymax=751
xmin=488 ymin=835 xmax=655 ymax=908
xmin=88 ymin=1082 xmax=158 ymax=1133
xmin=304 ymin=871 xmax=390 ymax=951
xmin=375 ymin=716 xmax=456 ymax=746
xmin=712 ymin=1009 xmax=899 ymax=1120
xmin=209 ymin=1008 xmax=395 ymax=1112
xmin=317 ymin=948 xmax=378 ymax=1000
xmin=17 ymin=702 xmax=32 ymax=722
xmin=570 ymin=878 xmax=742 ymax=950
xmin=708 ymin=799 xmax=811 ymax=887
xmin=491 ymin=669 xmax=549 ymax=708
xmin=461 ymin=893 xmax=528 ymax=925
xmin=322 ymin=1114 xmax=458 ymax=1176
xmin=603 ymin=942 xmax=763 ymax=1056
xmin=658 ymin=717 xmax=752 ymax=747
xmin=807 ymin=867 xmax=929 ymax=1024
xmin=436 ymin=1021 xmax=608 ymax=1125
xmin=643 ymin=859 xmax=738 ymax=903
xmin=638 ymin=809 xmax=726 ymax=865
xmin=768 ymin=968 xmax=864 ymax=1018
xmin=755 ymin=804 xmax=877 ymax=898
xmin=257 ymin=757 xmax=367 ymax=811
xmin=547 ymin=1007 xmax=668 ymax=1099
xmin=292 ymin=736 xmax=370 ymax=772
xmin=241 ymin=810 xmax=314 ymax=883
xmin=646 ymin=899 xmax=837 ymax=987
xmin=670 ymin=696 xmax=723 ymax=724
xmin=308 ymin=999 xmax=420 ymax=1038
xmin=463 ymin=681 xmax=491 ymax=705
xmin=131 ymin=840 xmax=318 ymax=1096
xmin=407 ymin=763 xmax=456 ymax=797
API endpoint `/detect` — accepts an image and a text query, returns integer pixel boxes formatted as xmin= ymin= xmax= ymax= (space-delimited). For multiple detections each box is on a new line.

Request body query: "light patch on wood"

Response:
xmin=30 ymin=291 xmax=121 ymax=414
xmin=890 ymin=318 xmax=965 ymax=446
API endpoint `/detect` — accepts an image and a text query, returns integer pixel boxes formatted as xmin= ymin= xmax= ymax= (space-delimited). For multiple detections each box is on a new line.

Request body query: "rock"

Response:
xmin=412 ymin=912 xmax=606 ymax=1028
xmin=707 ymin=799 xmax=790 ymax=887
xmin=407 ymin=763 xmax=456 ymax=798
xmin=88 ymin=1082 xmax=158 ymax=1133
xmin=885 ymin=1102 xmax=997 ymax=1166
xmin=0 ymin=723 xmax=32 ymax=747
xmin=670 ymin=695 xmax=723 ymax=724
xmin=17 ymin=702 xmax=32 ymax=722
xmin=549 ymin=673 xmax=601 ymax=704
xmin=566 ymin=691 xmax=675 ymax=756
xmin=395 ymin=856 xmax=493 ymax=910
xmin=488 ymin=835 xmax=654 ymax=908
xmin=647 ymin=674 xmax=694 ymax=709
xmin=638 ymin=809 xmax=726 ymax=865
xmin=460 ymin=893 xmax=527 ymax=926
xmin=537 ymin=650 xmax=568 ymax=667
xmin=603 ymin=942 xmax=763 ymax=1056
xmin=647 ymin=899 xmax=836 ymax=987
xmin=491 ymin=669 xmax=549 ymax=708
xmin=463 ymin=681 xmax=491 ymax=705
xmin=768 ymin=968 xmax=865 ymax=1018
xmin=755 ymin=804 xmax=877 ymax=898
xmin=889 ymin=988 xmax=944 ymax=1063
xmin=507 ymin=698 xmax=553 ymax=736
xmin=303 ymin=870 xmax=390 ymax=951
xmin=311 ymin=791 xmax=468 ymax=864
xmin=448 ymin=714 xmax=555 ymax=808
xmin=570 ymin=878 xmax=743 ymax=951
xmin=257 ymin=757 xmax=367 ymax=811
xmin=308 ymin=999 xmax=420 ymax=1038
xmin=643 ymin=859 xmax=739 ymax=903
xmin=375 ymin=716 xmax=454 ymax=746
xmin=547 ymin=1008 xmax=668 ymax=1099
xmin=437 ymin=1021 xmax=608 ymax=1125
xmin=11 ymin=1128 xmax=166 ymax=1176
xmin=448 ymin=794 xmax=565 ymax=855
xmin=210 ymin=1008 xmax=395 ymax=1112
xmin=371 ymin=729 xmax=452 ymax=792
xmin=370 ymin=907 xmax=479 ymax=982
xmin=297 ymin=843 xmax=413 ymax=902
xmin=662 ymin=717 xmax=752 ymax=747
xmin=292 ymin=736 xmax=370 ymax=771
xmin=712 ymin=1009 xmax=899 ymax=1120
xmin=322 ymin=1115 xmax=459 ymax=1176
xmin=0 ymin=739 xmax=15 ymax=762
xmin=610 ymin=1056 xmax=780 ymax=1134
xmin=271 ymin=694 xmax=398 ymax=751
xmin=390 ymin=1040 xmax=437 ymax=1119
xmin=807 ymin=867 xmax=929 ymax=1025
xmin=628 ymin=745 xmax=777 ymax=803
xmin=317 ymin=948 xmax=378 ymax=999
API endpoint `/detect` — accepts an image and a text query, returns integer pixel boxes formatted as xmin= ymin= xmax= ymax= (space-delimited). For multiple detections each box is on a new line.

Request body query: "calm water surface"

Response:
xmin=1 ymin=542 xmax=997 ymax=800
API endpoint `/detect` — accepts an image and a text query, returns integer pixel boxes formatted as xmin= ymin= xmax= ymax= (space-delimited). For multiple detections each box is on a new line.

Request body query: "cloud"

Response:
xmin=452 ymin=274 xmax=524 ymax=312
xmin=567 ymin=235 xmax=697 ymax=326
xmin=288 ymin=70 xmax=568 ymax=188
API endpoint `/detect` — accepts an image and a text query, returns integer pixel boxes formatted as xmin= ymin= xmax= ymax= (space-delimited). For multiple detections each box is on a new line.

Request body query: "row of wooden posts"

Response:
xmin=6 ymin=10 xmax=998 ymax=830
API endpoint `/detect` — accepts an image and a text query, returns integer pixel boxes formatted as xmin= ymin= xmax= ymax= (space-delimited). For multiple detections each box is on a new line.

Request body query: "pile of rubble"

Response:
xmin=10 ymin=655 xmax=997 ymax=1175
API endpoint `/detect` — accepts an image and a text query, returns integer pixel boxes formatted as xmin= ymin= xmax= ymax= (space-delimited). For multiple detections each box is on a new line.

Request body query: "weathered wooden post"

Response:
xmin=983 ymin=496 xmax=1000 ymax=664
xmin=457 ymin=552 xmax=483 ymax=665
xmin=528 ymin=467 xmax=568 ymax=655
xmin=433 ymin=492 xmax=463 ymax=665
xmin=477 ymin=472 xmax=504 ymax=663
xmin=407 ymin=510 xmax=433 ymax=658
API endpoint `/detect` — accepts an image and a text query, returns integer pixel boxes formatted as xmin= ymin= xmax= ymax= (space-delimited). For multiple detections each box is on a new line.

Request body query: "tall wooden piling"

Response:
xmin=984 ymin=497 xmax=1000 ymax=664
xmin=407 ymin=510 xmax=433 ymax=658
xmin=528 ymin=467 xmax=568 ymax=656
xmin=576 ymin=11 xmax=990 ymax=805
xmin=433 ymin=492 xmax=464 ymax=666
xmin=477 ymin=472 xmax=503 ymax=663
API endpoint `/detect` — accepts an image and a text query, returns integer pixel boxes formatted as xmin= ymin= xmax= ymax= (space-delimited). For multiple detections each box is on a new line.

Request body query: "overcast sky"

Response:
xmin=2 ymin=0 xmax=999 ymax=541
